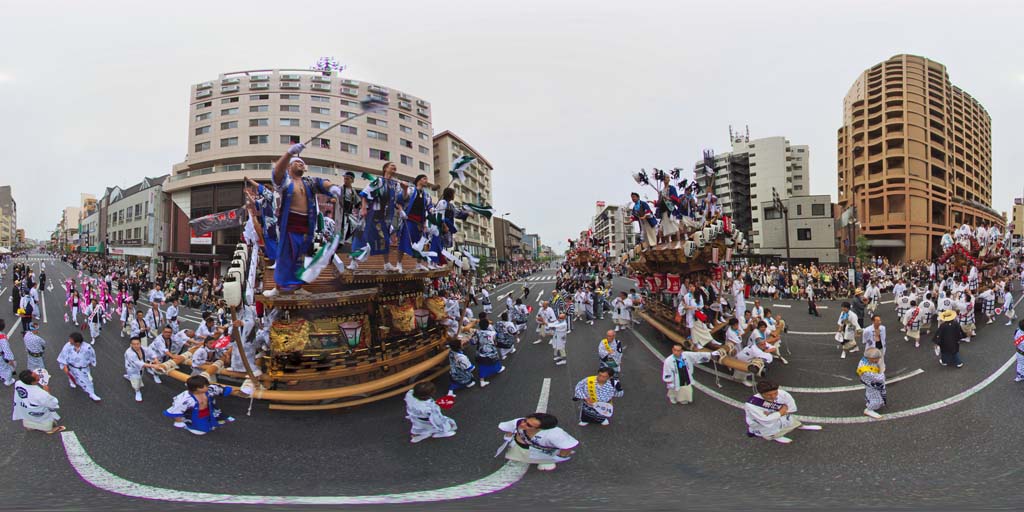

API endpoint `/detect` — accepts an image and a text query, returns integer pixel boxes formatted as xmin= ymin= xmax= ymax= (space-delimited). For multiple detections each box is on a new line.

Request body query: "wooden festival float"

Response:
xmin=566 ymin=246 xmax=605 ymax=269
xmin=160 ymin=241 xmax=455 ymax=411
xmin=628 ymin=216 xmax=763 ymax=375
xmin=936 ymin=229 xmax=1009 ymax=291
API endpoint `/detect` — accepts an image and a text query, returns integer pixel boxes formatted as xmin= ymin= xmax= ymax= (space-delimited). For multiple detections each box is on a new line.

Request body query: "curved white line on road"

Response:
xmin=60 ymin=378 xmax=555 ymax=505
xmin=787 ymin=331 xmax=839 ymax=336
xmin=631 ymin=329 xmax=1015 ymax=424
xmin=777 ymin=368 xmax=924 ymax=393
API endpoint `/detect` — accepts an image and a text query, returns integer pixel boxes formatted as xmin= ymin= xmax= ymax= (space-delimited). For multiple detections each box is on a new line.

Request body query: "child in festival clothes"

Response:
xmin=404 ymin=381 xmax=457 ymax=443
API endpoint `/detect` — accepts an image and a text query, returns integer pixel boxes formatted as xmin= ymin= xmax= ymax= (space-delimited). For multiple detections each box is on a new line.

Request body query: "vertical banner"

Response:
xmin=712 ymin=247 xmax=719 ymax=264
xmin=725 ymin=248 xmax=733 ymax=262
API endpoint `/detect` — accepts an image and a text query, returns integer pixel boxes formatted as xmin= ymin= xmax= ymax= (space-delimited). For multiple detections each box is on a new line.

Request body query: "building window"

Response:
xmin=339 ymin=142 xmax=358 ymax=155
xmin=279 ymin=118 xmax=300 ymax=127
xmin=194 ymin=142 xmax=210 ymax=152
xmin=400 ymin=138 xmax=413 ymax=149
xmin=195 ymin=126 xmax=211 ymax=135
xmin=220 ymin=121 xmax=238 ymax=130
xmin=249 ymin=135 xmax=269 ymax=145
xmin=398 ymin=113 xmax=412 ymax=121
xmin=370 ymin=148 xmax=390 ymax=161
xmin=220 ymin=97 xmax=239 ymax=104
xmin=417 ymin=120 xmax=429 ymax=128
xmin=250 ymin=94 xmax=269 ymax=101
xmin=311 ymin=95 xmax=330 ymax=103
xmin=249 ymin=105 xmax=269 ymax=113
xmin=764 ymin=208 xmax=782 ymax=220
xmin=311 ymin=138 xmax=330 ymax=149
xmin=340 ymin=99 xmax=360 ymax=107
xmin=311 ymin=106 xmax=330 ymax=115
xmin=400 ymin=125 xmax=412 ymax=134
xmin=812 ymin=203 xmax=826 ymax=216
xmin=280 ymin=135 xmax=300 ymax=144
xmin=796 ymin=205 xmax=802 ymax=216
xmin=196 ymin=101 xmax=212 ymax=109
xmin=339 ymin=110 xmax=355 ymax=118
xmin=419 ymin=161 xmax=431 ymax=172
xmin=311 ymin=120 xmax=331 ymax=129
xmin=794 ymin=185 xmax=804 ymax=191
xmin=418 ymin=145 xmax=429 ymax=155
xmin=280 ymin=105 xmax=299 ymax=112
xmin=367 ymin=117 xmax=387 ymax=127
xmin=797 ymin=228 xmax=812 ymax=241
xmin=339 ymin=125 xmax=357 ymax=135
xmin=400 ymin=154 xmax=413 ymax=166
xmin=220 ymin=107 xmax=239 ymax=116
xmin=134 ymin=204 xmax=142 ymax=219
xmin=195 ymin=112 xmax=212 ymax=121
xmin=220 ymin=137 xmax=238 ymax=147
xmin=249 ymin=118 xmax=268 ymax=127
xmin=367 ymin=130 xmax=388 ymax=141
xmin=418 ymin=132 xmax=429 ymax=140
xmin=279 ymin=94 xmax=300 ymax=101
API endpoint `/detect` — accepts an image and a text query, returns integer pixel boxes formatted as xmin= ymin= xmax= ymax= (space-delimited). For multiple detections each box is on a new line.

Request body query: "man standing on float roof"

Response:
xmin=264 ymin=143 xmax=343 ymax=297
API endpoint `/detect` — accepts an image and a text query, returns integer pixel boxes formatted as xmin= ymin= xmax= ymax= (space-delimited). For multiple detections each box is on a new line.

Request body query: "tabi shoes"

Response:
xmin=479 ymin=380 xmax=490 ymax=388
xmin=410 ymin=433 xmax=431 ymax=443
xmin=432 ymin=431 xmax=456 ymax=439
xmin=577 ymin=421 xmax=588 ymax=427
xmin=383 ymin=263 xmax=396 ymax=271
xmin=89 ymin=393 xmax=102 ymax=402
xmin=537 ymin=463 xmax=557 ymax=471
xmin=532 ymin=339 xmax=544 ymax=345
xmin=186 ymin=428 xmax=206 ymax=436
xmin=134 ymin=391 xmax=142 ymax=402
xmin=69 ymin=380 xmax=77 ymax=389
xmin=773 ymin=436 xmax=793 ymax=444
xmin=153 ymin=375 xmax=162 ymax=384
xmin=394 ymin=263 xmax=404 ymax=273
xmin=863 ymin=408 xmax=882 ymax=419
xmin=262 ymin=288 xmax=280 ymax=298
xmin=600 ymin=419 xmax=610 ymax=426
xmin=415 ymin=263 xmax=429 ymax=272
xmin=346 ymin=261 xmax=359 ymax=271
xmin=840 ymin=350 xmax=847 ymax=359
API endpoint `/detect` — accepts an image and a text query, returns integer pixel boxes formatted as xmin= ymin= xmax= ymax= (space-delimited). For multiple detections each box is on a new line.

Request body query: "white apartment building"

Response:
xmin=696 ymin=131 xmax=809 ymax=253
xmin=591 ymin=202 xmax=630 ymax=259
xmin=432 ymin=130 xmax=495 ymax=260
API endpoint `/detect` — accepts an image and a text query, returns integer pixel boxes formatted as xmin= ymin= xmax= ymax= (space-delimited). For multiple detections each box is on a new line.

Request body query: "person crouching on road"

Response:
xmin=498 ymin=412 xmax=578 ymax=472
xmin=12 ymin=369 xmax=65 ymax=434
xmin=744 ymin=380 xmax=821 ymax=444
xmin=164 ymin=375 xmax=241 ymax=435
xmin=404 ymin=381 xmax=457 ymax=443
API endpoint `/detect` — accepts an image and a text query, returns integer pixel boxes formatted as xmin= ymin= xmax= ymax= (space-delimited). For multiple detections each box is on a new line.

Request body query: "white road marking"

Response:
xmin=770 ymin=304 xmax=792 ymax=309
xmin=880 ymin=300 xmax=894 ymax=305
xmin=630 ymin=328 xmax=1014 ymax=423
xmin=788 ymin=331 xmax=838 ymax=336
xmin=6 ymin=320 xmax=19 ymax=339
xmin=41 ymin=289 xmax=47 ymax=323
xmin=782 ymin=369 xmax=925 ymax=393
xmin=58 ymin=377 xmax=559 ymax=504
xmin=0 ymin=287 xmax=6 ymax=298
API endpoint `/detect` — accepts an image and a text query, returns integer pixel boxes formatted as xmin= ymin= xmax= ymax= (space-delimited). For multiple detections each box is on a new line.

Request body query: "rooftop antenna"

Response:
xmin=745 ymin=125 xmax=750 ymax=142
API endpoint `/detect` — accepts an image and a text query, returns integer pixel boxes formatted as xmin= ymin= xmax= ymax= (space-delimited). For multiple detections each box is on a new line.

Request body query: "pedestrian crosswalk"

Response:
xmin=13 ymin=256 xmax=53 ymax=262
xmin=523 ymin=276 xmax=556 ymax=282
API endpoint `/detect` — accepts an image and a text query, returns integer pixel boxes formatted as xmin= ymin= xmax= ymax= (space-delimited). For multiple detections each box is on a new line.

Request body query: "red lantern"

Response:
xmin=652 ymin=273 xmax=666 ymax=293
xmin=666 ymin=273 xmax=682 ymax=294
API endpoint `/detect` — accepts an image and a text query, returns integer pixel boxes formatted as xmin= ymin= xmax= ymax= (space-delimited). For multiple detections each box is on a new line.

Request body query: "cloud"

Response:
xmin=0 ymin=72 xmax=13 ymax=83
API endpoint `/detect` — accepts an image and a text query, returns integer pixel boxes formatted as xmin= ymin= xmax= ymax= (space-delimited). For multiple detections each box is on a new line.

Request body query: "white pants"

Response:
xmin=667 ymin=385 xmax=693 ymax=404
xmin=68 ymin=367 xmax=95 ymax=395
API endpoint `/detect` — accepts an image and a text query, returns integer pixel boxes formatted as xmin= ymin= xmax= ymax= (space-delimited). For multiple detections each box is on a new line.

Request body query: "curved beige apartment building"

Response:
xmin=162 ymin=68 xmax=433 ymax=275
xmin=837 ymin=54 xmax=1001 ymax=262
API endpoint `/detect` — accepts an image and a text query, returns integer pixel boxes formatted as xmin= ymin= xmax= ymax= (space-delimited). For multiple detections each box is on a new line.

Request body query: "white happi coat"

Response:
xmin=12 ymin=381 xmax=60 ymax=428
xmin=498 ymin=418 xmax=579 ymax=464
xmin=611 ymin=297 xmax=633 ymax=323
xmin=56 ymin=342 xmax=97 ymax=395
xmin=0 ymin=335 xmax=14 ymax=383
xmin=404 ymin=389 xmax=457 ymax=437
xmin=124 ymin=345 xmax=156 ymax=378
xmin=662 ymin=352 xmax=712 ymax=390
xmin=744 ymin=389 xmax=798 ymax=438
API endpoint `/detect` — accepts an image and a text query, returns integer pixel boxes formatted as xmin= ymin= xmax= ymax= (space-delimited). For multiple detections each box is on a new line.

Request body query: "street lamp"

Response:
xmin=771 ymin=187 xmax=791 ymax=271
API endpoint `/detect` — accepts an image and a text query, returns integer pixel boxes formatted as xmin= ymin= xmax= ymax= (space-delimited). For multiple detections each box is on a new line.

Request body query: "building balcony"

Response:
xmin=250 ymin=74 xmax=269 ymax=82
xmin=196 ymin=90 xmax=212 ymax=99
xmin=196 ymin=81 xmax=213 ymax=90
xmin=311 ymin=83 xmax=331 ymax=92
xmin=280 ymin=74 xmax=301 ymax=81
xmin=281 ymin=82 xmax=300 ymax=90
xmin=221 ymin=85 xmax=240 ymax=94
xmin=341 ymin=79 xmax=359 ymax=87
xmin=249 ymin=83 xmax=269 ymax=90
xmin=221 ymin=77 xmax=240 ymax=85
xmin=398 ymin=101 xmax=412 ymax=110
xmin=311 ymin=75 xmax=331 ymax=83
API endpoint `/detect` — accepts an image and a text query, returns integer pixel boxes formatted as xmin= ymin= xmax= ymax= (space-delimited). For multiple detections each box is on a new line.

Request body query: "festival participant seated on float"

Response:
xmin=744 ymin=380 xmax=821 ymax=444
xmin=498 ymin=412 xmax=579 ymax=472
xmin=404 ymin=381 xmax=457 ymax=443
xmin=572 ymin=367 xmax=622 ymax=427
xmin=858 ymin=348 xmax=887 ymax=419
xmin=12 ymin=369 xmax=64 ymax=434
xmin=123 ymin=336 xmax=163 ymax=402
xmin=735 ymin=322 xmax=776 ymax=382
xmin=662 ymin=343 xmax=713 ymax=405
xmin=354 ymin=161 xmax=406 ymax=272
xmin=263 ymin=143 xmax=344 ymax=297
xmin=164 ymin=375 xmax=242 ymax=436
xmin=395 ymin=174 xmax=435 ymax=272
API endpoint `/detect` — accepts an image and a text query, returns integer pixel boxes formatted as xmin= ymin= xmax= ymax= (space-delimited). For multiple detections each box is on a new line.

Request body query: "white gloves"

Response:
xmin=288 ymin=143 xmax=306 ymax=156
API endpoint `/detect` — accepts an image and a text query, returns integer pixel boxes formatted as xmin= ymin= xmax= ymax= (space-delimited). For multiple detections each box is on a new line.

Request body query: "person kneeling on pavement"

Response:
xmin=498 ymin=412 xmax=578 ymax=472
xmin=744 ymin=380 xmax=821 ymax=444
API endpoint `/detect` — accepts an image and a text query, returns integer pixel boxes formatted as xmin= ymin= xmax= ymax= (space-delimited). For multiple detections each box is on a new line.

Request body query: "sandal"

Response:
xmin=46 ymin=425 xmax=67 ymax=435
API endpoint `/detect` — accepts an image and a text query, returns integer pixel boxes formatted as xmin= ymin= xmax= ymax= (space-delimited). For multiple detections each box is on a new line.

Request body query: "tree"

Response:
xmin=856 ymin=236 xmax=872 ymax=263
xmin=476 ymin=254 xmax=490 ymax=276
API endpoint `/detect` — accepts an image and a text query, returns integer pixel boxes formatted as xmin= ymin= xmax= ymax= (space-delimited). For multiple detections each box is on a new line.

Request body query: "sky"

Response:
xmin=2 ymin=0 xmax=1024 ymax=251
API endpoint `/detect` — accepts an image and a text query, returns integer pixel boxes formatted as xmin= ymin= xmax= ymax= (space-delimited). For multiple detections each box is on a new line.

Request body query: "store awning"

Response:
xmin=867 ymin=239 xmax=906 ymax=248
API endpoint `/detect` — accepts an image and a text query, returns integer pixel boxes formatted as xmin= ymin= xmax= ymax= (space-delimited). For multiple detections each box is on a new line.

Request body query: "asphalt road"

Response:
xmin=3 ymin=255 xmax=1024 ymax=511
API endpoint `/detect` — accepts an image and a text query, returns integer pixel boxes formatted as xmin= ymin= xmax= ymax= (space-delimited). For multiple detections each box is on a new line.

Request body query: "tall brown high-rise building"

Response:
xmin=837 ymin=54 xmax=1002 ymax=262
